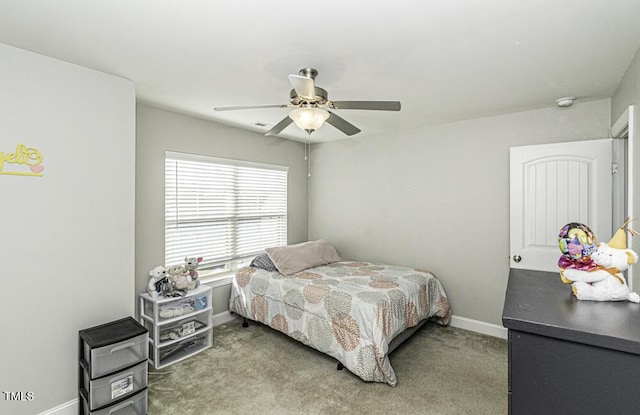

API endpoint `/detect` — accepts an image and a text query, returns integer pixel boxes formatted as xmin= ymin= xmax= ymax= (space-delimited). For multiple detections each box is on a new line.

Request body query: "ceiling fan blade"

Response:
xmin=288 ymin=75 xmax=316 ymax=100
xmin=330 ymin=101 xmax=401 ymax=111
xmin=214 ymin=104 xmax=288 ymax=112
xmin=325 ymin=111 xmax=361 ymax=136
xmin=265 ymin=116 xmax=293 ymax=136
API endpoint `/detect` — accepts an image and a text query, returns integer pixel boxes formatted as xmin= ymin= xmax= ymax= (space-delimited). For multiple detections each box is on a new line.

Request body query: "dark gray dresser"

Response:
xmin=502 ymin=268 xmax=640 ymax=415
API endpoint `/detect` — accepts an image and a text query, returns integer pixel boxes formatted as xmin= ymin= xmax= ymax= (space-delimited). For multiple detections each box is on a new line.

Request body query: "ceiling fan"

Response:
xmin=213 ymin=68 xmax=401 ymax=137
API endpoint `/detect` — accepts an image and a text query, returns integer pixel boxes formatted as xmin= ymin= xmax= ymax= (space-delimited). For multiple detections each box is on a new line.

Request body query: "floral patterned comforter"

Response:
xmin=229 ymin=261 xmax=451 ymax=386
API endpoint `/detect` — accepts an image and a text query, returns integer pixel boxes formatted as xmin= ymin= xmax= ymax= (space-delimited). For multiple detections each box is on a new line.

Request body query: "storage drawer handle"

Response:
xmin=110 ymin=342 xmax=136 ymax=354
xmin=108 ymin=399 xmax=136 ymax=414
xmin=110 ymin=371 xmax=133 ymax=383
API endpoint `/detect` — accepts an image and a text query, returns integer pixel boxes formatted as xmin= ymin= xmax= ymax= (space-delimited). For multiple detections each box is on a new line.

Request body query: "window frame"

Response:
xmin=164 ymin=151 xmax=288 ymax=282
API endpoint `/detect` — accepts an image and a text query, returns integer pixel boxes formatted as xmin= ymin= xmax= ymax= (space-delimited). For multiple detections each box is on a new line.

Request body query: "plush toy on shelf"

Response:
xmin=184 ymin=256 xmax=203 ymax=290
xmin=559 ymin=219 xmax=640 ymax=303
xmin=166 ymin=264 xmax=190 ymax=296
xmin=147 ymin=265 xmax=168 ymax=297
xmin=147 ymin=256 xmax=204 ymax=298
xmin=166 ymin=264 xmax=186 ymax=277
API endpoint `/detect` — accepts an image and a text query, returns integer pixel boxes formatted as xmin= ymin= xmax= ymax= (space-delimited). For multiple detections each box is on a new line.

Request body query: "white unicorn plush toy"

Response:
xmin=561 ymin=221 xmax=640 ymax=303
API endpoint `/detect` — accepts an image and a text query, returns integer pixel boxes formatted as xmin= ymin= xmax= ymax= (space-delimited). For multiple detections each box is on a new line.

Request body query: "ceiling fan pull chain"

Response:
xmin=306 ymin=132 xmax=311 ymax=178
xmin=308 ymin=138 xmax=311 ymax=178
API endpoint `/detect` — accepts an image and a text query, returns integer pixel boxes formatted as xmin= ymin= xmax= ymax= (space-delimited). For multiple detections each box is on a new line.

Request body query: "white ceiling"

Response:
xmin=1 ymin=0 xmax=639 ymax=143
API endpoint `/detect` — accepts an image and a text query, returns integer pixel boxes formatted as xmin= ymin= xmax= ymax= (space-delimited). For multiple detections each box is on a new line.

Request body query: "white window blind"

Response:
xmin=165 ymin=151 xmax=287 ymax=272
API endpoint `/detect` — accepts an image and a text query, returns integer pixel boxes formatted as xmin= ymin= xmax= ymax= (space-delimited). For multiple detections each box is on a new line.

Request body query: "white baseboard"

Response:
xmin=38 ymin=399 xmax=78 ymax=415
xmin=212 ymin=310 xmax=236 ymax=326
xmin=449 ymin=315 xmax=507 ymax=339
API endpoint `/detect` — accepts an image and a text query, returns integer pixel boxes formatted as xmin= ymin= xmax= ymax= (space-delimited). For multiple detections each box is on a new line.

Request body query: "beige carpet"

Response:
xmin=148 ymin=317 xmax=507 ymax=415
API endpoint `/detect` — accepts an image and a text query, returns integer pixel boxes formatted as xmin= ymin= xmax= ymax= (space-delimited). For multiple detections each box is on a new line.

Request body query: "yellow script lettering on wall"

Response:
xmin=0 ymin=144 xmax=44 ymax=177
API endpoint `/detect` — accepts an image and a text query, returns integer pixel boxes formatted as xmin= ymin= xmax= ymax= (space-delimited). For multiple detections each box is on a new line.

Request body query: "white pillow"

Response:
xmin=265 ymin=239 xmax=341 ymax=275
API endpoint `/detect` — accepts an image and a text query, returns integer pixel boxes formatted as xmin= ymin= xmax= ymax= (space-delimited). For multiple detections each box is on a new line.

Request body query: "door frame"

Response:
xmin=610 ymin=105 xmax=636 ymax=289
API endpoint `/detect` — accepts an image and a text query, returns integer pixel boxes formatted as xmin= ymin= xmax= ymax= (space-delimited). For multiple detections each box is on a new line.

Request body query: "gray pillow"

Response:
xmin=265 ymin=239 xmax=341 ymax=276
xmin=250 ymin=254 xmax=278 ymax=272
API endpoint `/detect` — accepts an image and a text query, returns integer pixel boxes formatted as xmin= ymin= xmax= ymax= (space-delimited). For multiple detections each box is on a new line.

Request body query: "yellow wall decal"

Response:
xmin=0 ymin=144 xmax=44 ymax=177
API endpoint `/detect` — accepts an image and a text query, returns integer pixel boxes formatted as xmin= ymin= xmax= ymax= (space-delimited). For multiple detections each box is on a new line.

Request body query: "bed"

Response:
xmin=228 ymin=240 xmax=451 ymax=387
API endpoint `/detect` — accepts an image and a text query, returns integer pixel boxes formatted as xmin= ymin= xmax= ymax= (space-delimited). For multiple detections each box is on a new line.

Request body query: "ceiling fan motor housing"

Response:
xmin=289 ymin=87 xmax=328 ymax=106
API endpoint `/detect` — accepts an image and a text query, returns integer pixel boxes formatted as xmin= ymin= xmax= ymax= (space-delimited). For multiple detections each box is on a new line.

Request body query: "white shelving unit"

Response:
xmin=139 ymin=285 xmax=212 ymax=369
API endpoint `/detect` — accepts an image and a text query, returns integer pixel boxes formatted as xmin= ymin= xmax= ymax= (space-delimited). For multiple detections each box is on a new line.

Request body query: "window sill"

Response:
xmin=199 ymin=270 xmax=235 ymax=288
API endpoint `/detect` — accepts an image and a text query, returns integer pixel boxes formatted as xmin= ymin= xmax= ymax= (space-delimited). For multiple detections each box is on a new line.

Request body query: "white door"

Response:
xmin=510 ymin=139 xmax=613 ymax=272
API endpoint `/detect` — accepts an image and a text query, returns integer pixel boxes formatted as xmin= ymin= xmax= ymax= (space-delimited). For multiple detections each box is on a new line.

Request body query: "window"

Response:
xmin=165 ymin=151 xmax=287 ymax=277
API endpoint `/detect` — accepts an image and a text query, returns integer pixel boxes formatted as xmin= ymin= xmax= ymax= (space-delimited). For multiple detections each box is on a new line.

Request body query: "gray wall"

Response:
xmin=0 ymin=44 xmax=135 ymax=415
xmin=612 ymin=45 xmax=640 ymax=123
xmin=135 ymin=105 xmax=308 ymax=316
xmin=308 ymin=99 xmax=611 ymax=326
xmin=612 ymin=45 xmax=640 ymax=273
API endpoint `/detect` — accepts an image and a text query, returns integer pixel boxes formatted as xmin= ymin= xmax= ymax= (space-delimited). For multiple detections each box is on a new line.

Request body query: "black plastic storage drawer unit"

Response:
xmin=79 ymin=317 xmax=149 ymax=415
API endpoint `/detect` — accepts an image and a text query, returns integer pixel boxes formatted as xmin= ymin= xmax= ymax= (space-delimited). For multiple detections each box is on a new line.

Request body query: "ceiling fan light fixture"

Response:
xmin=289 ymin=107 xmax=329 ymax=133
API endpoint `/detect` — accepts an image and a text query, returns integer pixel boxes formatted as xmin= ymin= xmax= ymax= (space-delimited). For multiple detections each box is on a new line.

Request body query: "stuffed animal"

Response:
xmin=167 ymin=264 xmax=187 ymax=277
xmin=166 ymin=264 xmax=192 ymax=293
xmin=147 ymin=265 xmax=168 ymax=297
xmin=561 ymin=223 xmax=640 ymax=303
xmin=184 ymin=256 xmax=203 ymax=289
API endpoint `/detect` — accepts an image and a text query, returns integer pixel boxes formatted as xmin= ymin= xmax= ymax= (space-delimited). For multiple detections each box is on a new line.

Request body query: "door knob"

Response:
xmin=512 ymin=255 xmax=522 ymax=263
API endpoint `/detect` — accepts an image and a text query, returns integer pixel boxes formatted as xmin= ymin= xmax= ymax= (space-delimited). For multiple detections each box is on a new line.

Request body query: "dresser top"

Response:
xmin=502 ymin=268 xmax=640 ymax=354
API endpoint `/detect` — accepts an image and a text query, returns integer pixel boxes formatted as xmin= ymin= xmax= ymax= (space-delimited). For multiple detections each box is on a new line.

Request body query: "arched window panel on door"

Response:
xmin=523 ymin=157 xmax=593 ymax=248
